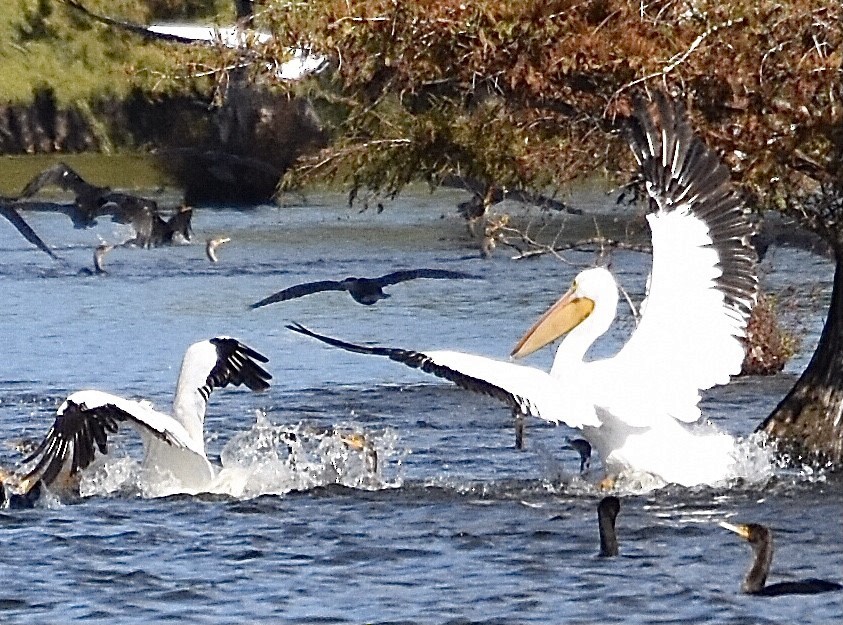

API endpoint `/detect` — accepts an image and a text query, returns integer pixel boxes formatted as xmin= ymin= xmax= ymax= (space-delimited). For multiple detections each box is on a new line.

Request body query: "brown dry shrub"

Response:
xmin=742 ymin=293 xmax=799 ymax=375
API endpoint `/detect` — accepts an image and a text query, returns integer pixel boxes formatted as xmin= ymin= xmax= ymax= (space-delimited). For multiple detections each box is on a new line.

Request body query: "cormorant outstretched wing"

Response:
xmin=251 ymin=280 xmax=348 ymax=308
xmin=19 ymin=162 xmax=109 ymax=228
xmin=18 ymin=162 xmax=92 ymax=198
xmin=375 ymin=269 xmax=479 ymax=286
xmin=0 ymin=200 xmax=57 ymax=258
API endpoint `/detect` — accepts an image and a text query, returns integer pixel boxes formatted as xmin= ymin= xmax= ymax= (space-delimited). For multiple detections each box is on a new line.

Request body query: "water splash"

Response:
xmin=604 ymin=425 xmax=779 ymax=494
xmin=211 ymin=413 xmax=406 ymax=497
xmin=78 ymin=412 xmax=407 ymax=500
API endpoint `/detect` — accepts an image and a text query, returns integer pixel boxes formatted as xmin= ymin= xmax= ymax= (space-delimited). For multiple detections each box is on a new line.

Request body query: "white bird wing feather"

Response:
xmin=66 ymin=390 xmax=205 ymax=456
xmin=391 ymin=349 xmax=603 ymax=429
xmin=285 ymin=323 xmax=600 ymax=429
xmin=589 ymin=208 xmax=747 ymax=427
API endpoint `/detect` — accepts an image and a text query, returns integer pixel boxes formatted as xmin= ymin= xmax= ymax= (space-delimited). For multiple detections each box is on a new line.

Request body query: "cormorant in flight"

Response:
xmin=251 ymin=269 xmax=480 ymax=307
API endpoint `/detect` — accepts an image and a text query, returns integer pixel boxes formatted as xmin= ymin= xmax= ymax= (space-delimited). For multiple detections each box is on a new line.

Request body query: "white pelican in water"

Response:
xmin=288 ymin=93 xmax=758 ymax=487
xmin=16 ymin=337 xmax=271 ymax=496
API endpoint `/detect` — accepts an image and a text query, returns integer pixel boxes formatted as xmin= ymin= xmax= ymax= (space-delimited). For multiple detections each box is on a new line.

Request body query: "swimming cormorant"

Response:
xmin=598 ymin=496 xmax=620 ymax=557
xmin=566 ymin=438 xmax=592 ymax=474
xmin=206 ymin=236 xmax=231 ymax=263
xmin=720 ymin=521 xmax=843 ymax=596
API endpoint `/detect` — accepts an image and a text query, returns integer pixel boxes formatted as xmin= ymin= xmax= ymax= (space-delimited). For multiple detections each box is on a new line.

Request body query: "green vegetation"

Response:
xmin=0 ymin=0 xmax=229 ymax=105
xmin=0 ymin=153 xmax=170 ymax=195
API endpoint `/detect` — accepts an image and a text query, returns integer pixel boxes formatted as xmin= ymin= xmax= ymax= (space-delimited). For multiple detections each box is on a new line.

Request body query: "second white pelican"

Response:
xmin=288 ymin=92 xmax=759 ymax=487
xmin=16 ymin=337 xmax=271 ymax=496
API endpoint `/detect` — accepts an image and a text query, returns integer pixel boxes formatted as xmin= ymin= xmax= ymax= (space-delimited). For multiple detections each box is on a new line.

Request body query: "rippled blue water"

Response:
xmin=1 ymin=191 xmax=840 ymax=624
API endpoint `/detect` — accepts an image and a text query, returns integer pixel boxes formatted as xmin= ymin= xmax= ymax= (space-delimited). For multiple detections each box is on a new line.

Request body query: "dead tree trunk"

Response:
xmin=757 ymin=248 xmax=843 ymax=466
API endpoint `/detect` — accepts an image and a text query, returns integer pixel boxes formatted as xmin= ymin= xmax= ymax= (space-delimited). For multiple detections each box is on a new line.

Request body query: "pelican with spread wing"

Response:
xmin=15 ymin=337 xmax=271 ymax=497
xmin=288 ymin=93 xmax=758 ymax=487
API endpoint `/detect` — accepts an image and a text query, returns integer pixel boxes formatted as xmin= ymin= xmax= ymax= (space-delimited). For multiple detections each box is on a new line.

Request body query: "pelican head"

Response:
xmin=511 ymin=266 xmax=616 ymax=359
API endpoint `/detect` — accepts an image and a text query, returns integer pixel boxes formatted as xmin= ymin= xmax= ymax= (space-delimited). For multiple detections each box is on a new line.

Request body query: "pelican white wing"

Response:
xmin=586 ymin=94 xmax=757 ymax=427
xmin=20 ymin=389 xmax=205 ymax=489
xmin=287 ymin=323 xmax=600 ymax=429
xmin=286 ymin=93 xmax=759 ymax=487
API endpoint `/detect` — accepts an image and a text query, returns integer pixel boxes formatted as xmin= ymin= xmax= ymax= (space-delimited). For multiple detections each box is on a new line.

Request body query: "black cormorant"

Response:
xmin=18 ymin=163 xmax=192 ymax=247
xmin=565 ymin=438 xmax=592 ymax=474
xmin=720 ymin=521 xmax=843 ymax=596
xmin=598 ymin=496 xmax=620 ymax=557
xmin=251 ymin=269 xmax=480 ymax=307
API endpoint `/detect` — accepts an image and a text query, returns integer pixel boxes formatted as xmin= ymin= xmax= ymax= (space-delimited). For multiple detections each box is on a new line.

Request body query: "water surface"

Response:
xmin=0 ymin=192 xmax=840 ymax=624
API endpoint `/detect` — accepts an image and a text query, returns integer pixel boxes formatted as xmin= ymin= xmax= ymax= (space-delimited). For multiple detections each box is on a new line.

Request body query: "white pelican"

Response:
xmin=16 ymin=337 xmax=271 ymax=495
xmin=287 ymin=93 xmax=758 ymax=487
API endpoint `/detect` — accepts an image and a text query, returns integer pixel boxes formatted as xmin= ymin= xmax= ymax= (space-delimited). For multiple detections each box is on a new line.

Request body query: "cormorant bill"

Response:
xmin=251 ymin=269 xmax=481 ymax=308
xmin=598 ymin=496 xmax=620 ymax=557
xmin=565 ymin=438 xmax=592 ymax=474
xmin=719 ymin=521 xmax=843 ymax=596
xmin=206 ymin=236 xmax=231 ymax=263
xmin=0 ymin=200 xmax=57 ymax=258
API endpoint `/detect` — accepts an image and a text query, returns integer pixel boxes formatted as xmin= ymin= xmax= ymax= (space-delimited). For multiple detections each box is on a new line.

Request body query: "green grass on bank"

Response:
xmin=0 ymin=0 xmax=230 ymax=105
xmin=1 ymin=153 xmax=174 ymax=195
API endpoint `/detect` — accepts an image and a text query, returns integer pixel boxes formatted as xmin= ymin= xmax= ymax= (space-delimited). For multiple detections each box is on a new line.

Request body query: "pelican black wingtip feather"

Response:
xmin=286 ymin=323 xmax=540 ymax=417
xmin=19 ymin=399 xmax=168 ymax=488
xmin=207 ymin=337 xmax=272 ymax=393
xmin=627 ymin=91 xmax=758 ymax=329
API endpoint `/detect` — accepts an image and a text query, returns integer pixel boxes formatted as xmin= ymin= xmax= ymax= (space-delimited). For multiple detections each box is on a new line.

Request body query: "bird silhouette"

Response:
xmin=0 ymin=198 xmax=57 ymax=258
xmin=565 ymin=438 xmax=592 ymax=474
xmin=17 ymin=162 xmax=192 ymax=247
xmin=251 ymin=269 xmax=480 ymax=307
xmin=598 ymin=496 xmax=621 ymax=557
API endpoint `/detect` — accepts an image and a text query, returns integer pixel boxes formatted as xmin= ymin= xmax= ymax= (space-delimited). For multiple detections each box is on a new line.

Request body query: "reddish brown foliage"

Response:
xmin=257 ymin=0 xmax=840 ymax=230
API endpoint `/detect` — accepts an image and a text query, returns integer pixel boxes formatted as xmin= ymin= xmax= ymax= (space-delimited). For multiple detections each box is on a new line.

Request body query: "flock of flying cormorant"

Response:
xmin=2 ymin=162 xmax=194 ymax=266
xmin=2 ymin=93 xmax=839 ymax=598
